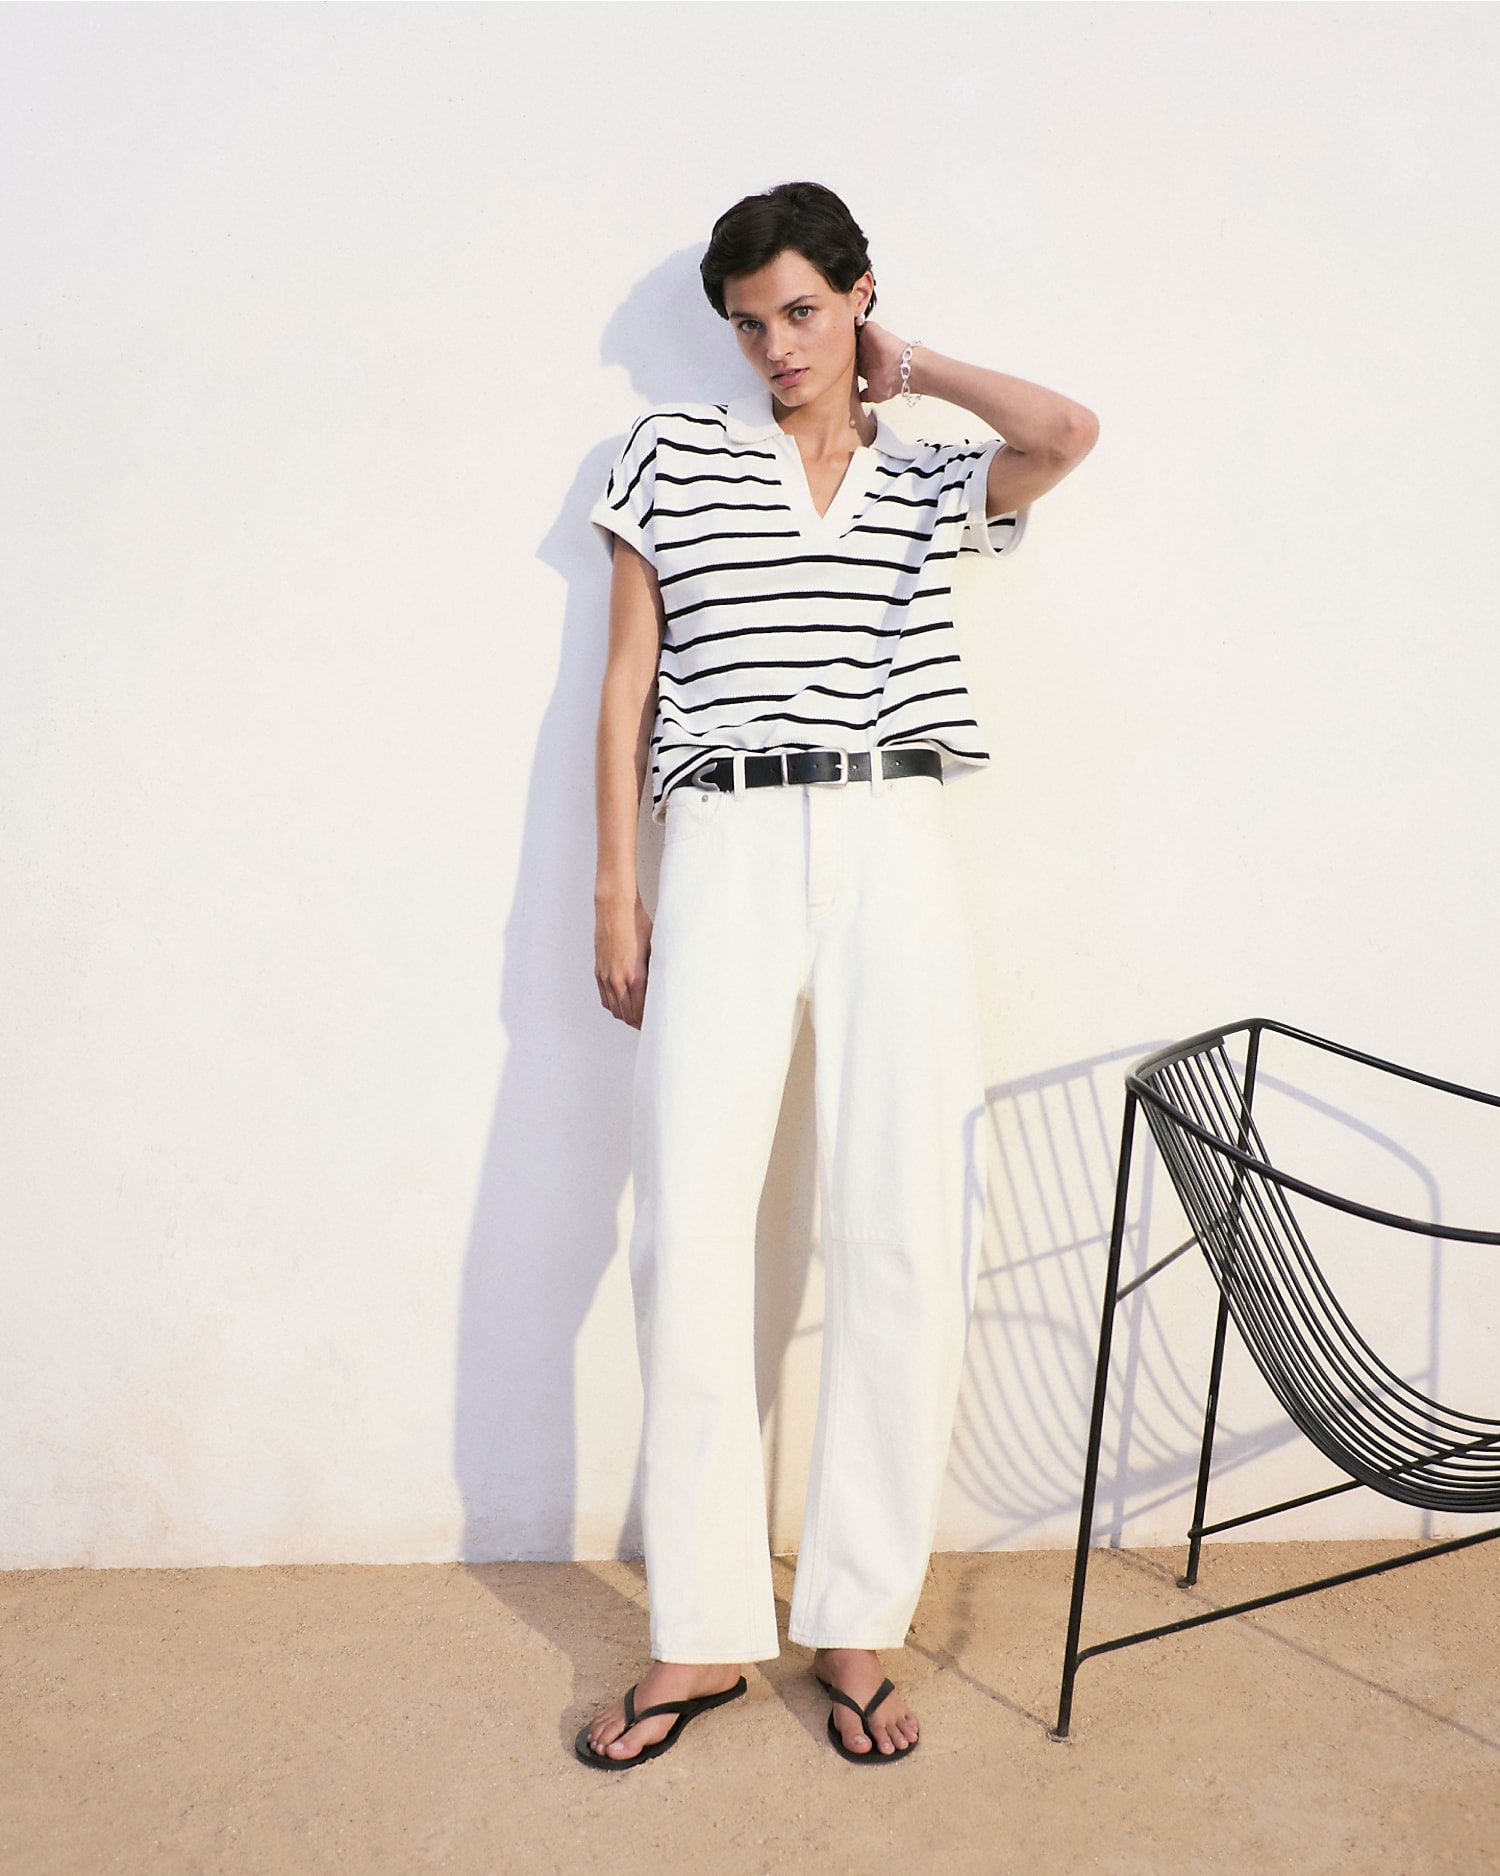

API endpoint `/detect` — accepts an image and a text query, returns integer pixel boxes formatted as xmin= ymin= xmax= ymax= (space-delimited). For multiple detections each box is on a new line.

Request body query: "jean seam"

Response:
xmin=795 ymin=1245 xmax=849 ymax=1641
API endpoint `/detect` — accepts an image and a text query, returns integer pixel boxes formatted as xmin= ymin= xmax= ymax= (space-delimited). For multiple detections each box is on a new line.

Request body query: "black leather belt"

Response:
xmin=691 ymin=747 xmax=943 ymax=792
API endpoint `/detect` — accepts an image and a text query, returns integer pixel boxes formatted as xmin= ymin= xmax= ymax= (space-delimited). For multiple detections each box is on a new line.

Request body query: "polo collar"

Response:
xmin=724 ymin=389 xmax=921 ymax=461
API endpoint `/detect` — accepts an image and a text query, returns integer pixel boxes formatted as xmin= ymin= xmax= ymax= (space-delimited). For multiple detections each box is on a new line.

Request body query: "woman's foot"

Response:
xmin=581 ymin=1661 xmax=744 ymax=1764
xmin=812 ymin=1648 xmax=920 ymax=1757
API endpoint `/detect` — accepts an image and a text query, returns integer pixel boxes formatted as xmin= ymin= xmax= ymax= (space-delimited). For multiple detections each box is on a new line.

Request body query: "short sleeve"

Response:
xmin=960 ymin=438 xmax=1028 ymax=559
xmin=590 ymin=416 xmax=659 ymax=566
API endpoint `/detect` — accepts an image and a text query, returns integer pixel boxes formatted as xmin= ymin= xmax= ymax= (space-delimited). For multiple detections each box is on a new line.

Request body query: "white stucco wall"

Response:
xmin=5 ymin=4 xmax=1500 ymax=1568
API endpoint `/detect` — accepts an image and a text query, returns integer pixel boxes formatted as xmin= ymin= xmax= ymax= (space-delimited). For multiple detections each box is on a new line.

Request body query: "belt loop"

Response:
xmin=732 ymin=751 xmax=747 ymax=797
xmin=869 ymin=744 xmax=887 ymax=798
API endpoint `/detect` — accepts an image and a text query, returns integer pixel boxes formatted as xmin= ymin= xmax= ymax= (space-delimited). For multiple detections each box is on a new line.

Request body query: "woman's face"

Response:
xmin=723 ymin=249 xmax=872 ymax=412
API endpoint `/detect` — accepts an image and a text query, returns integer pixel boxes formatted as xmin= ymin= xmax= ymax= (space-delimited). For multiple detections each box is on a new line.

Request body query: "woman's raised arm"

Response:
xmin=857 ymin=322 xmax=1098 ymax=516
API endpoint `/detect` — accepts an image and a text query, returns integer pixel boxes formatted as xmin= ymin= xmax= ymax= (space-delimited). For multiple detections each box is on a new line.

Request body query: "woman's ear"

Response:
xmin=854 ymin=271 xmax=876 ymax=324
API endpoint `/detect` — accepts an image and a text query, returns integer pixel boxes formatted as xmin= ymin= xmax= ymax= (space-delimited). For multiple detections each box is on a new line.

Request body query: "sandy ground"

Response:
xmin=3 ymin=1542 xmax=1498 ymax=1875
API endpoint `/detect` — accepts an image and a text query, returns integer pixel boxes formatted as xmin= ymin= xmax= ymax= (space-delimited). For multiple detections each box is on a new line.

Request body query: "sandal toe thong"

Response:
xmin=575 ymin=1675 xmax=748 ymax=1770
xmin=817 ymin=1674 xmax=918 ymax=1766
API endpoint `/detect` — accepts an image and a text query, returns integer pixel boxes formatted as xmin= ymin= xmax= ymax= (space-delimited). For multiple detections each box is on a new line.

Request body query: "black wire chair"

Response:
xmin=1053 ymin=1017 xmax=1500 ymax=1739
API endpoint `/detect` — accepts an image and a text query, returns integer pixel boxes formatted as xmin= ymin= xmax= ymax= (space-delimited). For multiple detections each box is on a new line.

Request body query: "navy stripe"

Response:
xmin=665 ymin=587 xmax=920 ymax=626
xmin=611 ymin=445 xmax=656 ymax=509
xmin=872 ymin=456 xmax=983 ymax=483
xmin=876 ymin=729 xmax=988 ymax=757
xmin=660 ymin=438 xmax=778 ymax=463
xmin=847 ymin=522 xmax=929 ymax=542
xmin=877 ymin=712 xmax=980 ymax=737
xmin=865 ymin=493 xmax=939 ymax=512
xmin=662 ymin=651 xmax=893 ymax=685
xmin=665 ymin=619 xmax=907 ymax=656
xmin=654 ymin=499 xmax=793 ymax=520
xmin=623 ymin=408 xmax=727 ymax=456
xmin=887 ymin=652 xmax=961 ymax=681
xmin=656 ymin=550 xmax=918 ymax=590
xmin=665 ymin=679 xmax=888 ymax=716
xmin=736 ymin=706 xmax=881 ymax=733
xmin=877 ymin=685 xmax=970 ymax=717
xmin=655 ymin=470 xmax=782 ymax=490
xmin=658 ymin=528 xmax=803 ymax=552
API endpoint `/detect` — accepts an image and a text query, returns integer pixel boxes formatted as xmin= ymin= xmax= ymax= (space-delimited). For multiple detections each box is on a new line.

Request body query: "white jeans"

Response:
xmin=630 ymin=770 xmax=986 ymax=1664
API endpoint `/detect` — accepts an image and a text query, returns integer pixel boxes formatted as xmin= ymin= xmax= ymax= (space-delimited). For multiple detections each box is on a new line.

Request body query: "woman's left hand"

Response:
xmin=855 ymin=319 xmax=914 ymax=405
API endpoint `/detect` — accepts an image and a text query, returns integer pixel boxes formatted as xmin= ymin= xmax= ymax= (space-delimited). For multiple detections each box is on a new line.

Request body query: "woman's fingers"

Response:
xmin=596 ymin=960 xmax=649 ymax=1028
xmin=594 ymin=899 xmax=652 ymax=1027
xmin=624 ymin=968 xmax=648 ymax=1029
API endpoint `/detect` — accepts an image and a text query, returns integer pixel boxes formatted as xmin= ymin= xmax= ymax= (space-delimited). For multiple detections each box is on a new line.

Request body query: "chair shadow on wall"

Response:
xmin=912 ymin=1041 xmax=1458 ymax=1726
xmin=946 ymin=1044 xmax=1453 ymax=1569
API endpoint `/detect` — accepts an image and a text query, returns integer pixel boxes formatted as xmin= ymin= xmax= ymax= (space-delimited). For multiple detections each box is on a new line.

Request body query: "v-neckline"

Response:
xmin=723 ymin=392 xmax=923 ymax=542
xmin=774 ymin=433 xmax=875 ymax=542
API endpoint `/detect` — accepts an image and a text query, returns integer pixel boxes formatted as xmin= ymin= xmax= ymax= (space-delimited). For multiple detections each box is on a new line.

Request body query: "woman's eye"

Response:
xmin=790 ymin=305 xmax=813 ymax=320
xmin=737 ymin=320 xmax=759 ymax=335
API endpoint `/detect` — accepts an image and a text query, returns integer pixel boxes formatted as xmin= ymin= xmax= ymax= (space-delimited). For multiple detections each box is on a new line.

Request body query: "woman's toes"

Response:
xmin=872 ymin=1712 xmax=917 ymax=1753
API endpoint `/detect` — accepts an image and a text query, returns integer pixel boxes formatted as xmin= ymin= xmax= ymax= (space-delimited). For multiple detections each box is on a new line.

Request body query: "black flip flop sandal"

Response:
xmin=817 ymin=1675 xmax=918 ymax=1765
xmin=575 ymin=1675 xmax=748 ymax=1769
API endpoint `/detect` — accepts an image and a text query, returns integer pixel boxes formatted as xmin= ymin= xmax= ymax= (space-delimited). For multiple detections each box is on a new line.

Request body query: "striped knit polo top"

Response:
xmin=590 ymin=388 xmax=1026 ymax=817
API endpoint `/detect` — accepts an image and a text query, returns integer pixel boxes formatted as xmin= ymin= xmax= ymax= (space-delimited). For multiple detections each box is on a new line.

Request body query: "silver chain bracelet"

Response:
xmin=899 ymin=339 xmax=923 ymax=407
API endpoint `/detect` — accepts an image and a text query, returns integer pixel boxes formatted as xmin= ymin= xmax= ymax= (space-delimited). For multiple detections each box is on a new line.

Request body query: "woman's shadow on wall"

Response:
xmin=452 ymin=250 xmax=761 ymax=1571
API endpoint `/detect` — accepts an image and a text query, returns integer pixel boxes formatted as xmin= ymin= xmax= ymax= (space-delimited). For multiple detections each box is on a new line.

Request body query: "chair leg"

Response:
xmin=1179 ymin=1290 xmax=1230 ymax=1588
xmin=1052 ymin=1091 xmax=1138 ymax=1741
xmin=1180 ymin=1026 xmax=1261 ymax=1588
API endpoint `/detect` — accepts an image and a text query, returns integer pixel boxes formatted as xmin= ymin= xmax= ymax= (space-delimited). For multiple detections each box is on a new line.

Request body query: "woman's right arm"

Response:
xmin=594 ymin=538 xmax=662 ymax=1029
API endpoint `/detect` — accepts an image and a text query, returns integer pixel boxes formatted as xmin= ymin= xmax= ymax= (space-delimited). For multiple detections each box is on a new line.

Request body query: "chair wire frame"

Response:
xmin=1051 ymin=1017 xmax=1500 ymax=1740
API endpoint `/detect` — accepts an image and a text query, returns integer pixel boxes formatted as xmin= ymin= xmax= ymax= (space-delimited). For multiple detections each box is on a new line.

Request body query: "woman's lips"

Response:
xmin=772 ymin=368 xmax=807 ymax=387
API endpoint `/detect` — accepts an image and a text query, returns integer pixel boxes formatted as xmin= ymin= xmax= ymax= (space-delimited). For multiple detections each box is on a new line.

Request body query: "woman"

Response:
xmin=581 ymin=182 xmax=1097 ymax=1768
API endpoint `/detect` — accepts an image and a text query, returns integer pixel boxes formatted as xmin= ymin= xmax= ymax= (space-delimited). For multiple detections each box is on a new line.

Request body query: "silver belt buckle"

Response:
xmin=822 ymin=749 xmax=849 ymax=787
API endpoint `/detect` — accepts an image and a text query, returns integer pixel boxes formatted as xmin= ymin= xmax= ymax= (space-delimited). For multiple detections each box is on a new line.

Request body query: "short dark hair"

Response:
xmin=700 ymin=181 xmax=876 ymax=321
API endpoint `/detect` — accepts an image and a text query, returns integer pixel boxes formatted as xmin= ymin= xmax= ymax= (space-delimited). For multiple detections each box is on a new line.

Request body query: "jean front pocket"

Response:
xmin=663 ymin=782 xmax=726 ymax=847
xmin=888 ymin=772 xmax=947 ymax=832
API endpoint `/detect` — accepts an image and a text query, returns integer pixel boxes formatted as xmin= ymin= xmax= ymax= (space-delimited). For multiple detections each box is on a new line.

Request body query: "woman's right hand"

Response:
xmin=594 ymin=892 xmax=653 ymax=1029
